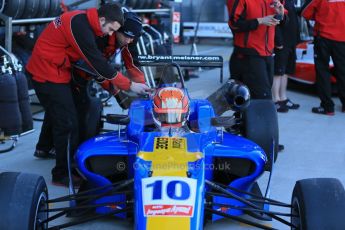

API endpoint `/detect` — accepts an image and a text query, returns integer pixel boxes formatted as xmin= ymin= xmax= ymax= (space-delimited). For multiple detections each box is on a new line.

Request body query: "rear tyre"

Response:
xmin=0 ymin=172 xmax=48 ymax=230
xmin=243 ymin=99 xmax=279 ymax=171
xmin=291 ymin=178 xmax=345 ymax=230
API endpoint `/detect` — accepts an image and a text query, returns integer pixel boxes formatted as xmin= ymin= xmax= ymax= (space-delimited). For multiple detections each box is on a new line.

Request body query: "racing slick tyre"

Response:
xmin=0 ymin=172 xmax=48 ymax=230
xmin=16 ymin=72 xmax=34 ymax=132
xmin=126 ymin=0 xmax=137 ymax=8
xmin=143 ymin=0 xmax=153 ymax=9
xmin=291 ymin=178 xmax=345 ymax=230
xmin=0 ymin=73 xmax=22 ymax=136
xmin=35 ymin=0 xmax=50 ymax=18
xmin=21 ymin=0 xmax=39 ymax=19
xmin=2 ymin=0 xmax=26 ymax=19
xmin=48 ymin=0 xmax=61 ymax=17
xmin=151 ymin=0 xmax=160 ymax=8
xmin=135 ymin=0 xmax=146 ymax=9
xmin=243 ymin=99 xmax=279 ymax=171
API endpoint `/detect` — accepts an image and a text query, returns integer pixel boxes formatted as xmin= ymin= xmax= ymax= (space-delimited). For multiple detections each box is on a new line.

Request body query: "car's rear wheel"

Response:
xmin=243 ymin=99 xmax=279 ymax=171
xmin=0 ymin=172 xmax=48 ymax=230
xmin=291 ymin=178 xmax=345 ymax=230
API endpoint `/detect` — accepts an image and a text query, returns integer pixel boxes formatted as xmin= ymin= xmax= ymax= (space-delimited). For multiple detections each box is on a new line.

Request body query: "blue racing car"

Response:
xmin=0 ymin=61 xmax=344 ymax=230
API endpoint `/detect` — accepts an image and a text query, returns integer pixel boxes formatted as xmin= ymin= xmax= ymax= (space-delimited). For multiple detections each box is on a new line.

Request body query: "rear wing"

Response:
xmin=137 ymin=55 xmax=224 ymax=83
xmin=72 ymin=55 xmax=224 ymax=86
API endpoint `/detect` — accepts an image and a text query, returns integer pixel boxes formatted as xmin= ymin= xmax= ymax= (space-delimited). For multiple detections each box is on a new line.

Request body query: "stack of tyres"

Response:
xmin=1 ymin=0 xmax=60 ymax=19
xmin=0 ymin=74 xmax=22 ymax=136
xmin=0 ymin=53 xmax=33 ymax=136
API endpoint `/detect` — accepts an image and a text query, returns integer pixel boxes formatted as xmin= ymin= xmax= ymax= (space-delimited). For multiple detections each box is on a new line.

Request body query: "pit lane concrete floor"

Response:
xmin=1 ymin=42 xmax=345 ymax=230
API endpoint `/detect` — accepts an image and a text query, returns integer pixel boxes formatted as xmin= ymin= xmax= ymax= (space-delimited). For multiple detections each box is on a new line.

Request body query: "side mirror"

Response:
xmin=105 ymin=114 xmax=130 ymax=125
xmin=211 ymin=116 xmax=236 ymax=128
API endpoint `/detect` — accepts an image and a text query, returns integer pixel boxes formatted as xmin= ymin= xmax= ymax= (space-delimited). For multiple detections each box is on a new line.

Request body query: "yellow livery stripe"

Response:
xmin=138 ymin=137 xmax=201 ymax=230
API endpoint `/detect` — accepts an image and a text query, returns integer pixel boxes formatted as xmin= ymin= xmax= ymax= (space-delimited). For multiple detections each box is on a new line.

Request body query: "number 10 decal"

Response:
xmin=146 ymin=180 xmax=190 ymax=200
xmin=142 ymin=177 xmax=197 ymax=217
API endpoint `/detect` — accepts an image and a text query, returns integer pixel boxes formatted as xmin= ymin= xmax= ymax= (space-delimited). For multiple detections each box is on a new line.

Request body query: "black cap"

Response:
xmin=119 ymin=12 xmax=143 ymax=38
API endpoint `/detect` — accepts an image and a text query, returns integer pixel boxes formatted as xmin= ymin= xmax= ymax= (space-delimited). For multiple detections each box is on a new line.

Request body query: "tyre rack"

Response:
xmin=0 ymin=14 xmax=56 ymax=53
xmin=133 ymin=8 xmax=173 ymax=88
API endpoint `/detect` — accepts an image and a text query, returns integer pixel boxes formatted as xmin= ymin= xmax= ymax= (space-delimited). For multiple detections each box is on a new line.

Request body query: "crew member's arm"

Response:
xmin=227 ymin=0 xmax=260 ymax=32
xmin=100 ymin=45 xmax=146 ymax=96
xmin=121 ymin=45 xmax=145 ymax=84
xmin=301 ymin=0 xmax=318 ymax=20
xmin=70 ymin=14 xmax=131 ymax=90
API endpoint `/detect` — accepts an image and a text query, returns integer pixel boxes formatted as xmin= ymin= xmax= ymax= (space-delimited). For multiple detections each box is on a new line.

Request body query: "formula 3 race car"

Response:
xmin=291 ymin=41 xmax=337 ymax=86
xmin=1 ymin=61 xmax=345 ymax=230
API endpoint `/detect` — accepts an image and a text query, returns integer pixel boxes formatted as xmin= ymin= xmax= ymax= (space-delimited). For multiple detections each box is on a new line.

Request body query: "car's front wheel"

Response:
xmin=291 ymin=178 xmax=345 ymax=230
xmin=0 ymin=172 xmax=48 ymax=230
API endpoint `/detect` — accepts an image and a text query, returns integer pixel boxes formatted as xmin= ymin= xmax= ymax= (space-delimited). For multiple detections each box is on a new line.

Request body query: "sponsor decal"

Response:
xmin=145 ymin=205 xmax=193 ymax=216
xmin=53 ymin=17 xmax=62 ymax=28
xmin=155 ymin=137 xmax=169 ymax=150
xmin=172 ymin=12 xmax=181 ymax=43
xmin=138 ymin=55 xmax=222 ymax=63
xmin=154 ymin=137 xmax=186 ymax=150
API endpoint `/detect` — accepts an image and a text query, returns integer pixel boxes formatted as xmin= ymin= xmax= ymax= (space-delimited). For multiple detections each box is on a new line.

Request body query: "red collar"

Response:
xmin=86 ymin=8 xmax=103 ymax=37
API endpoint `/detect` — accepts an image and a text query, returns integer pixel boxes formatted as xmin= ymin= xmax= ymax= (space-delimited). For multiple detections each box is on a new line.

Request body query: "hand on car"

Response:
xmin=257 ymin=15 xmax=280 ymax=26
xmin=130 ymin=82 xmax=152 ymax=95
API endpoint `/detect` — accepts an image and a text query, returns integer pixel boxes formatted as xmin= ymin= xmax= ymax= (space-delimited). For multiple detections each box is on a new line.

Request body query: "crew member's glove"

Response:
xmin=130 ymin=82 xmax=151 ymax=94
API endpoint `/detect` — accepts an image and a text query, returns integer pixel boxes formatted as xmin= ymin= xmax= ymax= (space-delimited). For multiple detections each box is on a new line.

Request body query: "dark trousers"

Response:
xmin=230 ymin=52 xmax=274 ymax=99
xmin=314 ymin=37 xmax=345 ymax=111
xmin=32 ymin=80 xmax=79 ymax=177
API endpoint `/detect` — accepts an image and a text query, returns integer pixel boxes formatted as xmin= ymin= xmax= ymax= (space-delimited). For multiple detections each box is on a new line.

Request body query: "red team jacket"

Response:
xmin=100 ymin=34 xmax=145 ymax=95
xmin=227 ymin=0 xmax=282 ymax=56
xmin=302 ymin=0 xmax=345 ymax=42
xmin=26 ymin=8 xmax=143 ymax=91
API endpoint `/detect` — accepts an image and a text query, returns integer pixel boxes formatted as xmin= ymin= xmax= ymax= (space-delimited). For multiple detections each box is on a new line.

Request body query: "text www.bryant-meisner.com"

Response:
xmin=138 ymin=55 xmax=221 ymax=62
xmin=115 ymin=161 xmax=231 ymax=171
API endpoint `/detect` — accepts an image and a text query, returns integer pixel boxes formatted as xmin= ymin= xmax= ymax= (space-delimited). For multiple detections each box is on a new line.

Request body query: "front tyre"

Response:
xmin=243 ymin=99 xmax=279 ymax=171
xmin=291 ymin=178 xmax=345 ymax=230
xmin=0 ymin=172 xmax=48 ymax=230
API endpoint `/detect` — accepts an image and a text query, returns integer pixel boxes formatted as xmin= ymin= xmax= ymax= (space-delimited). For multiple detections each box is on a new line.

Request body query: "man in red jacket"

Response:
xmin=97 ymin=11 xmax=146 ymax=96
xmin=27 ymin=3 xmax=150 ymax=186
xmin=72 ymin=11 xmax=147 ymax=143
xmin=227 ymin=0 xmax=285 ymax=99
xmin=302 ymin=0 xmax=345 ymax=115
